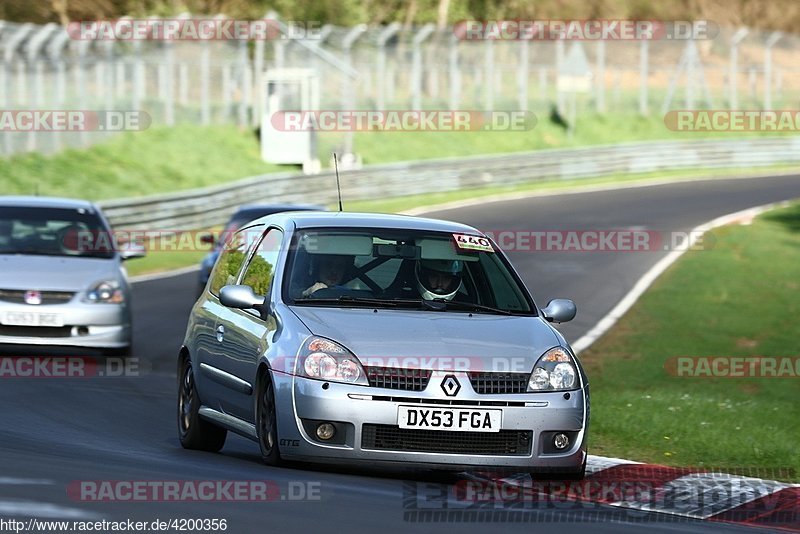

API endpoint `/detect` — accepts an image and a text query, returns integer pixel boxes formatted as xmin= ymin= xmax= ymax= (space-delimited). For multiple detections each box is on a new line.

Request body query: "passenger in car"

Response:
xmin=301 ymin=254 xmax=356 ymax=297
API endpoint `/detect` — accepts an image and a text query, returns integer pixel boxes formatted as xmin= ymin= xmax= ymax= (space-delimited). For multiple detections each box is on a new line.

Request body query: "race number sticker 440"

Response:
xmin=453 ymin=233 xmax=494 ymax=252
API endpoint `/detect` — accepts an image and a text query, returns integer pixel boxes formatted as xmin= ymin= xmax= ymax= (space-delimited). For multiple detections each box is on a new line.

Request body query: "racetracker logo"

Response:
xmin=270 ymin=110 xmax=536 ymax=132
xmin=67 ymin=19 xmax=321 ymax=41
xmin=454 ymin=20 xmax=718 ymax=41
xmin=0 ymin=110 xmax=150 ymax=132
xmin=68 ymin=480 xmax=321 ymax=502
xmin=0 ymin=357 xmax=138 ymax=378
xmin=665 ymin=357 xmax=800 ymax=378
xmin=665 ymin=110 xmax=800 ymax=132
xmin=483 ymin=230 xmax=712 ymax=252
xmin=271 ymin=355 xmax=538 ymax=375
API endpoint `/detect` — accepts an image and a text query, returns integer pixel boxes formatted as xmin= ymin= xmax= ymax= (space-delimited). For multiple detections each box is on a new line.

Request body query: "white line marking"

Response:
xmin=0 ymin=500 xmax=100 ymax=519
xmin=0 ymin=478 xmax=53 ymax=485
xmin=586 ymin=455 xmax=641 ymax=476
xmin=570 ymin=201 xmax=791 ymax=353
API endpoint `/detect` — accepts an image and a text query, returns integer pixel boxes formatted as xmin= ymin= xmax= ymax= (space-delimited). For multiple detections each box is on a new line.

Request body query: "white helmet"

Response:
xmin=415 ymin=259 xmax=464 ymax=301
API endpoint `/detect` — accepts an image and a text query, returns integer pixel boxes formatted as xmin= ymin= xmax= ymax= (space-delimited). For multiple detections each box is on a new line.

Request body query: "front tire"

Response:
xmin=256 ymin=371 xmax=282 ymax=466
xmin=178 ymin=357 xmax=227 ymax=452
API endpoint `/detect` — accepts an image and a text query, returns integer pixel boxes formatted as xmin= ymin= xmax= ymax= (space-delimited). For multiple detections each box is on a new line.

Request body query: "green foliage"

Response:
xmin=2 ymin=0 xmax=799 ymax=32
xmin=209 ymin=249 xmax=245 ymax=294
xmin=241 ymin=254 xmax=274 ymax=296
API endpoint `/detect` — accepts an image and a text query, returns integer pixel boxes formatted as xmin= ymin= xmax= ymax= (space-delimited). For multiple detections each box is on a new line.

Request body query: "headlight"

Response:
xmin=298 ymin=337 xmax=368 ymax=386
xmin=84 ymin=280 xmax=125 ymax=304
xmin=527 ymin=347 xmax=579 ymax=392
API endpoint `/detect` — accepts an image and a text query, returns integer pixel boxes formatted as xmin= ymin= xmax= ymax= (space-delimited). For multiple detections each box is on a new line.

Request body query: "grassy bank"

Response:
xmin=582 ymin=202 xmax=800 ymax=480
xmin=1 ymin=113 xmax=789 ymax=201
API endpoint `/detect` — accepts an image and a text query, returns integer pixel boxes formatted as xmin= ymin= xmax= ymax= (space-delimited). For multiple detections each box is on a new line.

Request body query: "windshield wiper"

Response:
xmin=295 ymin=296 xmax=400 ymax=308
xmin=430 ymin=299 xmax=514 ymax=315
xmin=370 ymin=297 xmax=516 ymax=315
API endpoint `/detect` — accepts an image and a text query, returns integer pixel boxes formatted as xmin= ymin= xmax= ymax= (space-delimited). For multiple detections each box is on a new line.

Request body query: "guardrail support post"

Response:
xmin=728 ymin=28 xmax=748 ymax=108
xmin=764 ymin=32 xmax=782 ymax=109
xmin=517 ymin=38 xmax=529 ymax=112
xmin=377 ymin=23 xmax=401 ymax=111
xmin=411 ymin=24 xmax=435 ymax=110
xmin=595 ymin=40 xmax=605 ymax=113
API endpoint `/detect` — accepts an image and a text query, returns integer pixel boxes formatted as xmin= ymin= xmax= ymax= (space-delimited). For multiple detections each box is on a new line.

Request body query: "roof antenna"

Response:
xmin=333 ymin=153 xmax=343 ymax=212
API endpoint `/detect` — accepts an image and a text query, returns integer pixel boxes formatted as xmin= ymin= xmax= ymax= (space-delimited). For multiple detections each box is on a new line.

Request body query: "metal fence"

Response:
xmin=1 ymin=16 xmax=800 ymax=156
xmin=97 ymin=136 xmax=800 ymax=230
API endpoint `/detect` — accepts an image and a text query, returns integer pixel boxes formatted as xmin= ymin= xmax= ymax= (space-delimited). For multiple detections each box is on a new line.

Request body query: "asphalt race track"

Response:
xmin=1 ymin=175 xmax=799 ymax=533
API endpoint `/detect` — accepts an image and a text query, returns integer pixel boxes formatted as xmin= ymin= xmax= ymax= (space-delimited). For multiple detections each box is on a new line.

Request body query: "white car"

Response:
xmin=0 ymin=196 xmax=143 ymax=355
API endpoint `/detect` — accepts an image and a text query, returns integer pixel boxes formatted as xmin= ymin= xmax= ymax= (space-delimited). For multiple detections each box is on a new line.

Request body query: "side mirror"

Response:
xmin=220 ymin=284 xmax=265 ymax=311
xmin=119 ymin=248 xmax=146 ymax=261
xmin=199 ymin=233 xmax=216 ymax=245
xmin=542 ymin=299 xmax=576 ymax=324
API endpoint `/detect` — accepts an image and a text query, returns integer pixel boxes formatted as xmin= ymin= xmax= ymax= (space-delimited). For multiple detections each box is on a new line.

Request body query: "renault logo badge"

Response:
xmin=441 ymin=375 xmax=461 ymax=396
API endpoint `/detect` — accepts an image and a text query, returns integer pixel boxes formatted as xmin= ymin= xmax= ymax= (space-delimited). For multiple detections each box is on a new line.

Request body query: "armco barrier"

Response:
xmin=98 ymin=137 xmax=800 ymax=230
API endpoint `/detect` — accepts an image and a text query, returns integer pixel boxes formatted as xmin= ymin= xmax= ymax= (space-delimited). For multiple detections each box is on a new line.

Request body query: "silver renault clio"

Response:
xmin=179 ymin=211 xmax=588 ymax=477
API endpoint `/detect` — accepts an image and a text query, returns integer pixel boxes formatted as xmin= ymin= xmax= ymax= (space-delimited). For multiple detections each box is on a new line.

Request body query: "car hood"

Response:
xmin=0 ymin=254 xmax=119 ymax=292
xmin=289 ymin=306 xmax=561 ymax=372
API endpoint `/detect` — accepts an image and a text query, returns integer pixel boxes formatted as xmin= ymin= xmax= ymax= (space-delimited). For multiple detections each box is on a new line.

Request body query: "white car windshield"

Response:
xmin=0 ymin=207 xmax=115 ymax=259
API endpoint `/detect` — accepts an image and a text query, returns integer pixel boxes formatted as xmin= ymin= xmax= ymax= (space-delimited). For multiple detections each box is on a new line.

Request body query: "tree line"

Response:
xmin=1 ymin=0 xmax=797 ymax=33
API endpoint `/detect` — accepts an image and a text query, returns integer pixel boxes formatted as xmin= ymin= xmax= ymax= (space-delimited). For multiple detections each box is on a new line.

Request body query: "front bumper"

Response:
xmin=0 ymin=301 xmax=131 ymax=349
xmin=274 ymin=370 xmax=587 ymax=471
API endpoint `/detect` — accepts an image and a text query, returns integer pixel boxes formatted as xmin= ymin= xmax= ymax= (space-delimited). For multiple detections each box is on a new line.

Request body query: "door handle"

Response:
xmin=216 ymin=324 xmax=225 ymax=342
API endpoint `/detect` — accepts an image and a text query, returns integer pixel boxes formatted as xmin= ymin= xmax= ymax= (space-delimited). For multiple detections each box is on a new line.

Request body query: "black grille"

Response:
xmin=0 ymin=290 xmax=75 ymax=305
xmin=365 ymin=366 xmax=431 ymax=391
xmin=0 ymin=325 xmax=73 ymax=338
xmin=361 ymin=424 xmax=532 ymax=456
xmin=468 ymin=372 xmax=530 ymax=394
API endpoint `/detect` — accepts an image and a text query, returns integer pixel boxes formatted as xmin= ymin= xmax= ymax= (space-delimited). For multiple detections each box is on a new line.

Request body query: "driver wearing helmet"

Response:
xmin=415 ymin=259 xmax=464 ymax=301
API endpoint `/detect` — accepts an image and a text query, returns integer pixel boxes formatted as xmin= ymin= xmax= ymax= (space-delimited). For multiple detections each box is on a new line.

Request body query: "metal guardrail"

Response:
xmin=98 ymin=137 xmax=800 ymax=230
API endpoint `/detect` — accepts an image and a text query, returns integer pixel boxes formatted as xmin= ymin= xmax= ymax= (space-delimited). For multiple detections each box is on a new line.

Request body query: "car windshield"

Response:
xmin=0 ymin=206 xmax=114 ymax=259
xmin=284 ymin=228 xmax=534 ymax=315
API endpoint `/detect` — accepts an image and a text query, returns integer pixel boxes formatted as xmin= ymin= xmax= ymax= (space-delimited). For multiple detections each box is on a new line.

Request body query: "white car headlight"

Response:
xmin=298 ymin=337 xmax=368 ymax=386
xmin=528 ymin=347 xmax=579 ymax=392
xmin=84 ymin=280 xmax=125 ymax=304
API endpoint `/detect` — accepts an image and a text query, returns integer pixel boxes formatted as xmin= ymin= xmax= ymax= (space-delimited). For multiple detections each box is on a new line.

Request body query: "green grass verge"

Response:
xmin=0 ymin=125 xmax=283 ymax=200
xmin=582 ymin=202 xmax=800 ymax=480
xmin=125 ymin=248 xmax=208 ymax=278
xmin=1 ymin=113 xmax=791 ymax=201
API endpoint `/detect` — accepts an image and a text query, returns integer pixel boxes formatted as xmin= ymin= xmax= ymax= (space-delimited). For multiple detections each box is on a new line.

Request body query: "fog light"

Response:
xmin=316 ymin=423 xmax=336 ymax=440
xmin=553 ymin=433 xmax=570 ymax=450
